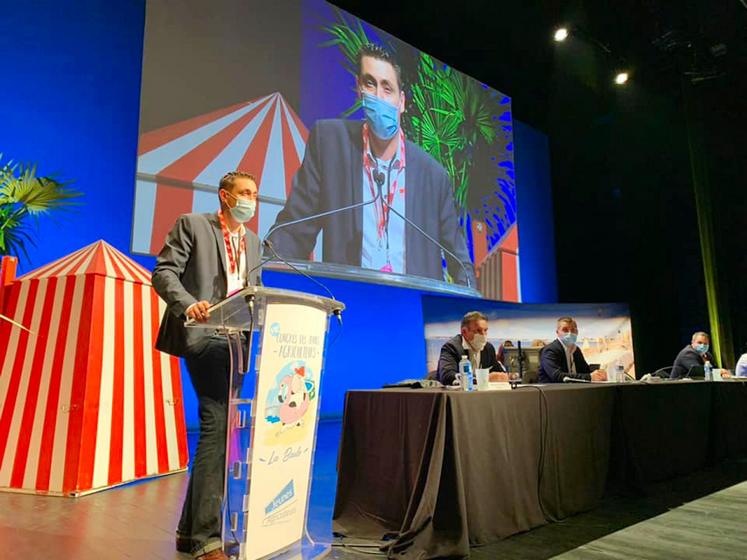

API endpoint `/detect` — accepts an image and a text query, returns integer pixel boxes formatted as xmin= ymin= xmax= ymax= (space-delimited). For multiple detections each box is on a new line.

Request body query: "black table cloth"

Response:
xmin=332 ymin=380 xmax=747 ymax=559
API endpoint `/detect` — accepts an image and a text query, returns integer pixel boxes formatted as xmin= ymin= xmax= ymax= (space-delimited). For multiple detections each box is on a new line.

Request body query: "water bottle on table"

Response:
xmin=704 ymin=360 xmax=712 ymax=381
xmin=458 ymin=352 xmax=474 ymax=391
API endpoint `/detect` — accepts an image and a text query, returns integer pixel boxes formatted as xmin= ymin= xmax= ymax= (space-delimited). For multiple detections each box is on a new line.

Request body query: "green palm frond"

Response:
xmin=0 ymin=153 xmax=79 ymax=258
xmin=318 ymin=15 xmax=503 ymax=222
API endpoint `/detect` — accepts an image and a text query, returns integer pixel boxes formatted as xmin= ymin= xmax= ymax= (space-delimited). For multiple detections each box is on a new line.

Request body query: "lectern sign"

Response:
xmin=243 ymin=302 xmax=327 ymax=560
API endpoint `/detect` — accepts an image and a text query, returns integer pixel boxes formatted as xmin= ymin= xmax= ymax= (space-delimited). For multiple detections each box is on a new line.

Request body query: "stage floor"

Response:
xmin=1 ymin=420 xmax=746 ymax=559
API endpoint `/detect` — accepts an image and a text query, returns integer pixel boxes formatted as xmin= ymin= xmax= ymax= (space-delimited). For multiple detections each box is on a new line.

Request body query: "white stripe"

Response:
xmin=258 ymin=98 xmax=286 ymax=202
xmin=0 ymin=282 xmax=30 ymax=405
xmin=49 ymin=275 xmax=86 ymax=493
xmin=193 ymin=96 xmax=277 ymax=186
xmin=115 ymin=250 xmax=152 ymax=285
xmin=121 ymin=283 xmax=136 ymax=481
xmin=91 ymin=276 xmax=116 ymax=489
xmin=101 ymin=244 xmax=122 ymax=282
xmin=132 ymin=179 xmax=158 ymax=255
xmin=0 ymin=281 xmax=31 ymax=474
xmin=141 ymin=288 xmax=159 ymax=474
xmin=0 ymin=279 xmax=48 ymax=486
xmin=18 ymin=245 xmax=88 ymax=280
xmin=54 ymin=244 xmax=97 ymax=277
xmin=137 ymin=96 xmax=272 ymax=175
xmin=280 ymin=99 xmax=308 ymax=163
xmin=159 ymin=298 xmax=179 ymax=470
xmin=22 ymin=277 xmax=67 ymax=489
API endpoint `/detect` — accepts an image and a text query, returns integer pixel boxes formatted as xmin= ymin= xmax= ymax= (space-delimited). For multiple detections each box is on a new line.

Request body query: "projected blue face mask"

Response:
xmin=361 ymin=92 xmax=400 ymax=140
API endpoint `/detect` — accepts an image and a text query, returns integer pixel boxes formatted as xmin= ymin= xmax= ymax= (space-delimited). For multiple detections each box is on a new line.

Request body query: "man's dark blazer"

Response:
xmin=670 ymin=345 xmax=717 ymax=379
xmin=538 ymin=339 xmax=592 ymax=383
xmin=152 ymin=212 xmax=261 ymax=357
xmin=436 ymin=334 xmax=505 ymax=386
xmin=268 ymin=119 xmax=475 ymax=286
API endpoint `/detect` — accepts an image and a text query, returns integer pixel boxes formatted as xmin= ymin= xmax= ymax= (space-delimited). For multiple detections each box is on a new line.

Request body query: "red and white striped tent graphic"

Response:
xmin=0 ymin=241 xmax=188 ymax=496
xmin=132 ymin=92 xmax=309 ymax=256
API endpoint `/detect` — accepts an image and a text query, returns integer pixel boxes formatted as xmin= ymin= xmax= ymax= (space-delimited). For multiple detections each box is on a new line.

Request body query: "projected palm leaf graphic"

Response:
xmin=319 ymin=8 xmax=507 ymax=227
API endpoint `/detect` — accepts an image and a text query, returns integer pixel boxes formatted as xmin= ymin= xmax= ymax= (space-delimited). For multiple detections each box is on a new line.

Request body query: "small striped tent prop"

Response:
xmin=0 ymin=241 xmax=188 ymax=496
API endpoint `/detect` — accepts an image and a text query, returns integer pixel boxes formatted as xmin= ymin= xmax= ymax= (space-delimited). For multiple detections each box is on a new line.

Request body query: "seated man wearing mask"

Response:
xmin=670 ymin=331 xmax=723 ymax=379
xmin=538 ymin=317 xmax=607 ymax=383
xmin=437 ymin=311 xmax=508 ymax=386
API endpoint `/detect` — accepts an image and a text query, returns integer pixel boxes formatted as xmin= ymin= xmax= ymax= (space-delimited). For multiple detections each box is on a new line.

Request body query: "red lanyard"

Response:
xmin=362 ymin=123 xmax=406 ymax=239
xmin=217 ymin=210 xmax=245 ymax=276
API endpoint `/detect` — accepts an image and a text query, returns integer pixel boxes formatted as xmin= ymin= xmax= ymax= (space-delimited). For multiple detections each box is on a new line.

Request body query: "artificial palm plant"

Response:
xmin=0 ymin=155 xmax=79 ymax=261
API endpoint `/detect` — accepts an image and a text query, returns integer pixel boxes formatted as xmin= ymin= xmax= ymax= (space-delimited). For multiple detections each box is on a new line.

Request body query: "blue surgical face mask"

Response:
xmin=561 ymin=332 xmax=578 ymax=346
xmin=225 ymin=191 xmax=256 ymax=223
xmin=361 ymin=92 xmax=400 ymax=140
xmin=695 ymin=343 xmax=709 ymax=354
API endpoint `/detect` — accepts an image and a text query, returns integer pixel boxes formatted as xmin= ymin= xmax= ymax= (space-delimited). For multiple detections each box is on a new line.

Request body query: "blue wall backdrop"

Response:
xmin=1 ymin=0 xmax=556 ymax=428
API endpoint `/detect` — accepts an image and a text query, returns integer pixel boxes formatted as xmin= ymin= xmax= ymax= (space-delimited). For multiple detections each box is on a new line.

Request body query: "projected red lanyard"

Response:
xmin=362 ymin=123 xmax=406 ymax=248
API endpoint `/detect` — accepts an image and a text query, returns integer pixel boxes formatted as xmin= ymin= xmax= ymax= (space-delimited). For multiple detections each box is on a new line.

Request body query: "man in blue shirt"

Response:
xmin=268 ymin=44 xmax=474 ymax=286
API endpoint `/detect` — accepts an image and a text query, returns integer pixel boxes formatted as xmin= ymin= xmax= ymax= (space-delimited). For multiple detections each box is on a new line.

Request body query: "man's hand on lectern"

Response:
xmin=591 ymin=369 xmax=607 ymax=382
xmin=186 ymin=300 xmax=211 ymax=322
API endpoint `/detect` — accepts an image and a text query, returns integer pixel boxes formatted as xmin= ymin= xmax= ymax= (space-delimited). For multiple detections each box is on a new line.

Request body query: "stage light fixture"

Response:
xmin=554 ymin=27 xmax=569 ymax=42
xmin=614 ymin=72 xmax=629 ymax=85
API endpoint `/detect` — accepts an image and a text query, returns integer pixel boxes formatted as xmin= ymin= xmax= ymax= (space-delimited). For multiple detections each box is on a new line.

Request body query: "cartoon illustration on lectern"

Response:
xmin=265 ymin=361 xmax=317 ymax=438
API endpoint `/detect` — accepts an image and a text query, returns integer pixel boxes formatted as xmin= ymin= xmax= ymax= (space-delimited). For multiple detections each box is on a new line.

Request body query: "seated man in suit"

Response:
xmin=670 ymin=331 xmax=727 ymax=379
xmin=268 ymin=43 xmax=474 ymax=286
xmin=437 ymin=311 xmax=509 ymax=385
xmin=538 ymin=317 xmax=607 ymax=383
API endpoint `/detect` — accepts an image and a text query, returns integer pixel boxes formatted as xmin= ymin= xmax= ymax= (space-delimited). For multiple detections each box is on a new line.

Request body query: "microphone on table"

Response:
xmin=562 ymin=376 xmax=591 ymax=383
xmin=378 ymin=182 xmax=475 ymax=289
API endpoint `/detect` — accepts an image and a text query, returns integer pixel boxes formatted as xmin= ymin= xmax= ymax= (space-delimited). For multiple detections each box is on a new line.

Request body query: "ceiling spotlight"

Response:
xmin=554 ymin=27 xmax=569 ymax=42
xmin=614 ymin=72 xmax=629 ymax=85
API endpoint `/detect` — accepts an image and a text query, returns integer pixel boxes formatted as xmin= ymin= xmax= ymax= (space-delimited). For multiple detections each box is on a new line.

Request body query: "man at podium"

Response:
xmin=152 ymin=171 xmax=262 ymax=560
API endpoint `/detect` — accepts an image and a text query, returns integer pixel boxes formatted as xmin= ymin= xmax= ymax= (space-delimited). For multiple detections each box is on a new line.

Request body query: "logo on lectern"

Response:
xmin=263 ymin=479 xmax=297 ymax=526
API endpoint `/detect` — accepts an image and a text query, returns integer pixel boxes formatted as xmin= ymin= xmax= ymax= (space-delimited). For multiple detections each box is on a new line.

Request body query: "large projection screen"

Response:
xmin=133 ymin=0 xmax=519 ymax=299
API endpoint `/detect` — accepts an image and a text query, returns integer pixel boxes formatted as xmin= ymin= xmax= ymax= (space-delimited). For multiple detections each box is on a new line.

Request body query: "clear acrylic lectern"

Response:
xmin=187 ymin=286 xmax=344 ymax=560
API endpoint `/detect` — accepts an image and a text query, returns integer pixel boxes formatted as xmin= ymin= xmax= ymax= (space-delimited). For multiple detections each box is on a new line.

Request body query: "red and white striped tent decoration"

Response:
xmin=132 ymin=91 xmax=309 ymax=256
xmin=0 ymin=240 xmax=188 ymax=496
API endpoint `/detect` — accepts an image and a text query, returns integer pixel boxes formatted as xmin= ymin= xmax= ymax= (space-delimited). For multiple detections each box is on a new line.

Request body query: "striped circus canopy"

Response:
xmin=132 ymin=92 xmax=309 ymax=256
xmin=0 ymin=240 xmax=188 ymax=496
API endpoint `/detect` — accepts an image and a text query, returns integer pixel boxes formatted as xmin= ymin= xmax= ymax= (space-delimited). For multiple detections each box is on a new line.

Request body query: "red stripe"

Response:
xmin=280 ymin=108 xmax=303 ymax=199
xmin=157 ymin=98 xmax=273 ymax=184
xmin=169 ymin=354 xmax=189 ymax=468
xmin=105 ymin=246 xmax=127 ymax=280
xmin=0 ymin=281 xmax=39 ymax=473
xmin=78 ymin=242 xmax=107 ymax=276
xmin=35 ymin=277 xmax=76 ymax=491
xmin=132 ymin=283 xmax=147 ymax=477
xmin=238 ymin=99 xmax=278 ymax=236
xmin=10 ymin=278 xmax=55 ymax=487
xmin=62 ymin=275 xmax=96 ymax=494
xmin=148 ymin=184 xmax=195 ymax=256
xmin=149 ymin=293 xmax=169 ymax=474
xmin=138 ymin=100 xmax=250 ymax=155
xmin=501 ymin=252 xmax=519 ymax=302
xmin=76 ymin=276 xmax=106 ymax=491
xmin=111 ymin=249 xmax=150 ymax=283
xmin=107 ymin=278 xmax=126 ymax=485
xmin=0 ymin=284 xmax=22 ymax=465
